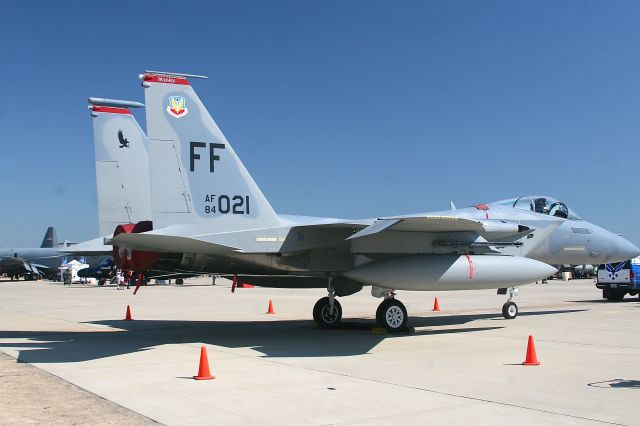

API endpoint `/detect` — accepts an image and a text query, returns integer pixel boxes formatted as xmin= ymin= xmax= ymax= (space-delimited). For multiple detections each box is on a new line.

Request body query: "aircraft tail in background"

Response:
xmin=40 ymin=227 xmax=57 ymax=248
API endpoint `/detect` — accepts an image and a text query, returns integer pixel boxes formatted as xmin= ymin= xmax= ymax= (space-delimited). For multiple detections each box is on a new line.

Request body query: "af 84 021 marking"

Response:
xmin=204 ymin=194 xmax=250 ymax=215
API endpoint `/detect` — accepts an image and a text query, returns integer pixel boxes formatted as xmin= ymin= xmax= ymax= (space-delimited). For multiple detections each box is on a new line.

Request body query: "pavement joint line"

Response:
xmin=172 ymin=341 xmax=625 ymax=425
xmin=535 ymin=339 xmax=640 ymax=351
xmin=317 ymin=403 xmax=471 ymax=426
xmin=255 ymin=358 xmax=627 ymax=426
xmin=485 ymin=335 xmax=640 ymax=351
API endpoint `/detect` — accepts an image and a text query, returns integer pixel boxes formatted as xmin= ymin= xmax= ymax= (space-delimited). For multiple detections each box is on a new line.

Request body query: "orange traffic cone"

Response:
xmin=193 ymin=346 xmax=215 ymax=380
xmin=267 ymin=299 xmax=275 ymax=314
xmin=124 ymin=305 xmax=133 ymax=321
xmin=433 ymin=297 xmax=441 ymax=312
xmin=522 ymin=335 xmax=540 ymax=366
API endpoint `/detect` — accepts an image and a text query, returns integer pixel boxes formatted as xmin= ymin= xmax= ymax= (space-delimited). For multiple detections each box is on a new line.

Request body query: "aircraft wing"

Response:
xmin=347 ymin=216 xmax=529 ymax=240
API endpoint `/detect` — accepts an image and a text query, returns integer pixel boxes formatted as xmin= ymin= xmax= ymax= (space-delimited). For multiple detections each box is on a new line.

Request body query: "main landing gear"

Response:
xmin=313 ymin=279 xmax=342 ymax=328
xmin=312 ymin=281 xmax=409 ymax=332
xmin=501 ymin=287 xmax=519 ymax=319
xmin=374 ymin=289 xmax=408 ymax=332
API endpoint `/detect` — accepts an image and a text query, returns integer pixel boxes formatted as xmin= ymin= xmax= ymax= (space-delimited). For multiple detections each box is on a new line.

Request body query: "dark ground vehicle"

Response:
xmin=595 ymin=258 xmax=640 ymax=301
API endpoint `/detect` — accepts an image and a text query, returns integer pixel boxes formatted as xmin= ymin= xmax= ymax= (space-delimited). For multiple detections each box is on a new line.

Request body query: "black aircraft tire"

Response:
xmin=502 ymin=301 xmax=518 ymax=319
xmin=376 ymin=299 xmax=408 ymax=332
xmin=313 ymin=297 xmax=342 ymax=328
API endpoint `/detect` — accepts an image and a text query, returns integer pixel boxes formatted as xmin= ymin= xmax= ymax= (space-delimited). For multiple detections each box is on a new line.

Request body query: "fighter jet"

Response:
xmin=0 ymin=227 xmax=66 ymax=280
xmin=103 ymin=70 xmax=633 ymax=331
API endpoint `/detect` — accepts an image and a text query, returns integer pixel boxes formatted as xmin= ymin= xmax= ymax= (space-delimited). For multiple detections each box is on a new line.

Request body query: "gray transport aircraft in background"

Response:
xmin=0 ymin=227 xmax=66 ymax=280
xmin=106 ymin=71 xmax=638 ymax=331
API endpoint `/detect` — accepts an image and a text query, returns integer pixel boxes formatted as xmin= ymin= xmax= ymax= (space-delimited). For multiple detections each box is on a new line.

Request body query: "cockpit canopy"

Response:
xmin=489 ymin=196 xmax=581 ymax=220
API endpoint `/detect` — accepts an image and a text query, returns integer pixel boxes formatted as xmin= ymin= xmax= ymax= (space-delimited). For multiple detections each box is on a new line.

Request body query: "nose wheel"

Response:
xmin=501 ymin=287 xmax=519 ymax=319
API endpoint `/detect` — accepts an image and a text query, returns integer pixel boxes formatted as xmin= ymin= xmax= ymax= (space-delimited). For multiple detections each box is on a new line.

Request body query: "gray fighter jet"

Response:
xmin=0 ymin=227 xmax=66 ymax=280
xmin=109 ymin=71 xmax=639 ymax=331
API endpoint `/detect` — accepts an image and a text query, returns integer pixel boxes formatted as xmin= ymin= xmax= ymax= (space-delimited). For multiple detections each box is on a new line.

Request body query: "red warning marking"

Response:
xmin=464 ymin=254 xmax=475 ymax=279
xmin=92 ymin=106 xmax=131 ymax=115
xmin=143 ymin=74 xmax=190 ymax=85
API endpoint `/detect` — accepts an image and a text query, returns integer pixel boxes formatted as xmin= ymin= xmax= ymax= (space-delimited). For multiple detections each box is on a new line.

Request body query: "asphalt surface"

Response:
xmin=0 ymin=276 xmax=638 ymax=425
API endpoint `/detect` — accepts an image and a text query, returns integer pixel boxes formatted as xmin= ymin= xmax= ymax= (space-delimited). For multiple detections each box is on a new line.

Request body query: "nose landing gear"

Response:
xmin=501 ymin=287 xmax=519 ymax=319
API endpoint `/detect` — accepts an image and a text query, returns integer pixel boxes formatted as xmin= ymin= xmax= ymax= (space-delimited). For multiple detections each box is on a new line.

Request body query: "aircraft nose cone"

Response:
xmin=614 ymin=237 xmax=640 ymax=262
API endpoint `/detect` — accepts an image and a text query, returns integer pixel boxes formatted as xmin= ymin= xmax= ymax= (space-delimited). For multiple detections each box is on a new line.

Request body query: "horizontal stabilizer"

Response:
xmin=108 ymin=232 xmax=241 ymax=254
xmin=59 ymin=236 xmax=112 ymax=256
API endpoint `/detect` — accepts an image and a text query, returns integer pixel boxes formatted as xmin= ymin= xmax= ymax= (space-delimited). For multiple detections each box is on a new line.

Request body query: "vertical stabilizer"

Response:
xmin=141 ymin=71 xmax=280 ymax=231
xmin=40 ymin=227 xmax=57 ymax=248
xmin=89 ymin=98 xmax=152 ymax=236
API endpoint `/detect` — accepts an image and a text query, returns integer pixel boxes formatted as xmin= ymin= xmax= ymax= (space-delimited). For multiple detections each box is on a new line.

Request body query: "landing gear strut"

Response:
xmin=312 ymin=282 xmax=410 ymax=332
xmin=313 ymin=278 xmax=342 ymax=328
xmin=502 ymin=287 xmax=519 ymax=319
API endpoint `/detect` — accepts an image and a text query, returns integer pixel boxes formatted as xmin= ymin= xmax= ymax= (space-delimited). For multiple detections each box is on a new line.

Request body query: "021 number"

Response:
xmin=205 ymin=195 xmax=250 ymax=215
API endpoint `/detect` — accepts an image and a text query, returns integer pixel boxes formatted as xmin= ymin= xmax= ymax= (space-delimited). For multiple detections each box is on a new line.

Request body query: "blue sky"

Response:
xmin=1 ymin=1 xmax=639 ymax=246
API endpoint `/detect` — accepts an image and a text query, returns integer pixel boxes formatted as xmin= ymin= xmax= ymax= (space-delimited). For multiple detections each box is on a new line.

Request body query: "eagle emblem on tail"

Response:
xmin=118 ymin=130 xmax=130 ymax=148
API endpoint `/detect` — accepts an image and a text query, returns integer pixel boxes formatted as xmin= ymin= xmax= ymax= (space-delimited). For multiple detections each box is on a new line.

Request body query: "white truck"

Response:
xmin=595 ymin=257 xmax=640 ymax=301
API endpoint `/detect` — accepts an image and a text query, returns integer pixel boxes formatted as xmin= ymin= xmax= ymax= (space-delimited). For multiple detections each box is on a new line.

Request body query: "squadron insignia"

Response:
xmin=167 ymin=95 xmax=189 ymax=118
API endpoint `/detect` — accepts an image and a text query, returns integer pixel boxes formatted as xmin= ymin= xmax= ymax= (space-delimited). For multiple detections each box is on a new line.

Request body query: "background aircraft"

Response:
xmin=0 ymin=227 xmax=66 ymax=280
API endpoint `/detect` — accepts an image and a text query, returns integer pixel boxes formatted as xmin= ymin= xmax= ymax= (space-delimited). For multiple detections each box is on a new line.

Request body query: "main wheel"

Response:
xmin=176 ymin=278 xmax=184 ymax=285
xmin=606 ymin=290 xmax=625 ymax=301
xmin=376 ymin=299 xmax=408 ymax=332
xmin=313 ymin=297 xmax=342 ymax=328
xmin=502 ymin=301 xmax=518 ymax=319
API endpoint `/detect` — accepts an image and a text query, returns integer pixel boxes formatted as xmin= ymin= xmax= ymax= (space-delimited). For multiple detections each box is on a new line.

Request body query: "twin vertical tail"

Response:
xmin=140 ymin=71 xmax=281 ymax=232
xmin=88 ymin=98 xmax=152 ymax=236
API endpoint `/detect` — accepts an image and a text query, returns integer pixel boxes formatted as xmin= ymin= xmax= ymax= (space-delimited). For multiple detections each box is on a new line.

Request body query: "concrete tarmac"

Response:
xmin=0 ymin=277 xmax=638 ymax=425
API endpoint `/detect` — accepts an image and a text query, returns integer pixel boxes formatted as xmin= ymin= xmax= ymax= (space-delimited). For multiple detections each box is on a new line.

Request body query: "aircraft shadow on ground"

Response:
xmin=588 ymin=379 xmax=640 ymax=389
xmin=568 ymin=299 xmax=639 ymax=304
xmin=0 ymin=309 xmax=584 ymax=364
